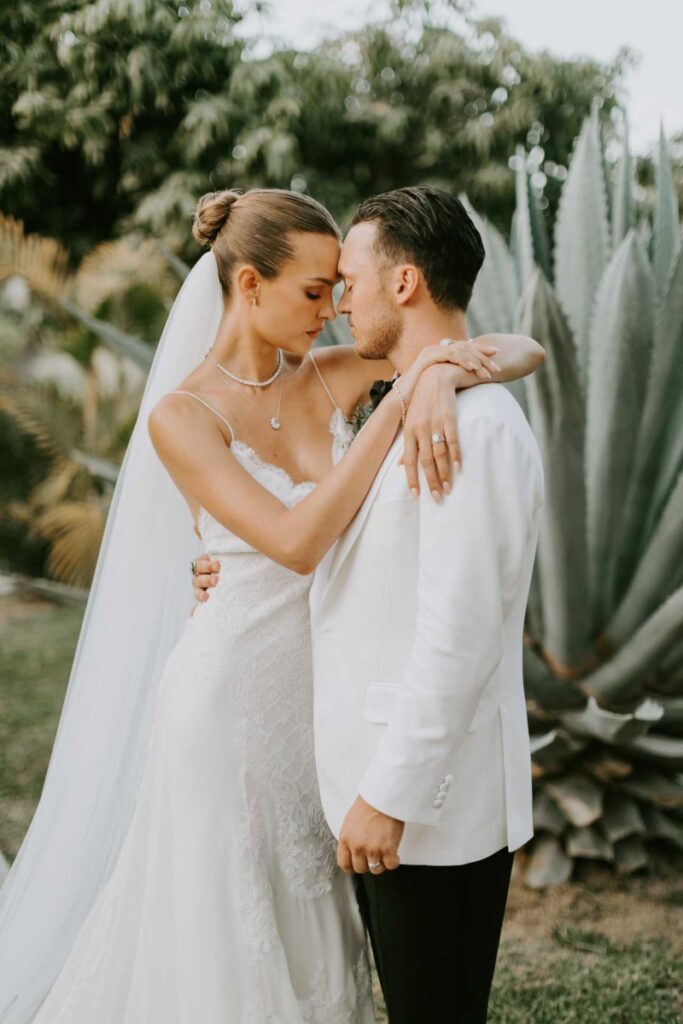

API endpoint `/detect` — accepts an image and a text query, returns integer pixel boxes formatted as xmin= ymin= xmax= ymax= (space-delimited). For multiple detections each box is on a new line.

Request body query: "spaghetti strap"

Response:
xmin=308 ymin=351 xmax=341 ymax=412
xmin=171 ymin=390 xmax=236 ymax=444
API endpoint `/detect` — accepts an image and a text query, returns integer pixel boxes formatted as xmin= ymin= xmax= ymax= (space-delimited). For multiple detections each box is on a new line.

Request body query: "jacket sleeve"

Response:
xmin=357 ymin=413 xmax=544 ymax=826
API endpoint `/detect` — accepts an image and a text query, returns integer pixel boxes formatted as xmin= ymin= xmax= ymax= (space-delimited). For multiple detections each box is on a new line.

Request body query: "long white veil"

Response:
xmin=0 ymin=252 xmax=224 ymax=1023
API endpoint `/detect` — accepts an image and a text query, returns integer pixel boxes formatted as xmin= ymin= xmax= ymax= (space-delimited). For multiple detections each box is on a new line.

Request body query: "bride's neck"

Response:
xmin=209 ymin=306 xmax=281 ymax=383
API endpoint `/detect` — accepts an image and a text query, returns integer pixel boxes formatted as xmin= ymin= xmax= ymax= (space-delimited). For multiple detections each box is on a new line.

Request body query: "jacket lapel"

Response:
xmin=319 ymin=432 xmax=404 ymax=604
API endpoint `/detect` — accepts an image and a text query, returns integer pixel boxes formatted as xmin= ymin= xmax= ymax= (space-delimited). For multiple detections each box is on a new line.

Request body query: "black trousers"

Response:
xmin=353 ymin=846 xmax=514 ymax=1024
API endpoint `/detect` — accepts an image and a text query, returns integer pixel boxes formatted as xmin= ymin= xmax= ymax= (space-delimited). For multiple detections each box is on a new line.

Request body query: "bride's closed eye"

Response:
xmin=305 ymin=291 xmax=322 ymax=300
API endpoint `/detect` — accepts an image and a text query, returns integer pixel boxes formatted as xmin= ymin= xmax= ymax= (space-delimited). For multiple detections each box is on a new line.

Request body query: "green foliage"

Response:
xmin=1 ymin=1 xmax=626 ymax=255
xmin=0 ymin=0 xmax=247 ymax=258
xmin=469 ymin=115 xmax=683 ymax=885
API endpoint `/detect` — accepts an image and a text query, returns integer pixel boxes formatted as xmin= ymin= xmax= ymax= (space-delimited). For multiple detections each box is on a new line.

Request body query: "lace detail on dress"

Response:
xmin=195 ymin=443 xmax=337 ymax=965
xmin=330 ymin=407 xmax=356 ymax=465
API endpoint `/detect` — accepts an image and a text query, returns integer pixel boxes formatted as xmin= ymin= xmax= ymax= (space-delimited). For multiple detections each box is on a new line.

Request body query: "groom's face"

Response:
xmin=337 ymin=222 xmax=402 ymax=360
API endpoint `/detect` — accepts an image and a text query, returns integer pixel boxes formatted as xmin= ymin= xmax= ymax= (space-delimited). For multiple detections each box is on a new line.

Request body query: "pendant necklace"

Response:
xmin=209 ymin=357 xmax=286 ymax=431
xmin=206 ymin=348 xmax=285 ymax=430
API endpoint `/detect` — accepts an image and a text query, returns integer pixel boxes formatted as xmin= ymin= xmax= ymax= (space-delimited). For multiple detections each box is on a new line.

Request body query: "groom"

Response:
xmin=194 ymin=186 xmax=544 ymax=1023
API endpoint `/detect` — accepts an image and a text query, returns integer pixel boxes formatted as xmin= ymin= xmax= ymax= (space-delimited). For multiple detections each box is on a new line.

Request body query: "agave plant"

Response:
xmin=466 ymin=111 xmax=683 ymax=885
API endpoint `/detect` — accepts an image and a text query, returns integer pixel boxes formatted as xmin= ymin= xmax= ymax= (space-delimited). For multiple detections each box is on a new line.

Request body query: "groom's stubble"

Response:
xmin=350 ymin=266 xmax=404 ymax=362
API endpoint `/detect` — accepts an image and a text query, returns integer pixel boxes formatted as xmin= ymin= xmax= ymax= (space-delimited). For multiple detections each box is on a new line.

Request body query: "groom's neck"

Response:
xmin=389 ymin=307 xmax=469 ymax=375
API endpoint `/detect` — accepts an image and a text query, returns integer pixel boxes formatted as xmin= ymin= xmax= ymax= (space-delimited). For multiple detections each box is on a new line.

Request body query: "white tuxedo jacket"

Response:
xmin=309 ymin=384 xmax=544 ymax=866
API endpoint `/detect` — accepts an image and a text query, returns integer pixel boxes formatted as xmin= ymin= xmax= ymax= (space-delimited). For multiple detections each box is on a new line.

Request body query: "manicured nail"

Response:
xmin=483 ymin=369 xmax=492 ymax=379
xmin=443 ymin=481 xmax=451 ymax=494
xmin=491 ymin=362 xmax=501 ymax=372
xmin=453 ymin=460 xmax=461 ymax=473
xmin=410 ymin=487 xmax=419 ymax=499
xmin=431 ymin=489 xmax=442 ymax=503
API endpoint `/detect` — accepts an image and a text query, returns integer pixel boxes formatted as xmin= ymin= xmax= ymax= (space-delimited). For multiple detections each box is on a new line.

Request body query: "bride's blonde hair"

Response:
xmin=192 ymin=188 xmax=340 ymax=298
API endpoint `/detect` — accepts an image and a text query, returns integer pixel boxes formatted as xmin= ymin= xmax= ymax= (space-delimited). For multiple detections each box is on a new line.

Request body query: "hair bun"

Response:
xmin=192 ymin=189 xmax=241 ymax=246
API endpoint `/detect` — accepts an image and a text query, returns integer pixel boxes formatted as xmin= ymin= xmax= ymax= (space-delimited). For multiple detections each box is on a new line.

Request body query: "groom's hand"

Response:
xmin=337 ymin=795 xmax=404 ymax=875
xmin=191 ymin=553 xmax=220 ymax=605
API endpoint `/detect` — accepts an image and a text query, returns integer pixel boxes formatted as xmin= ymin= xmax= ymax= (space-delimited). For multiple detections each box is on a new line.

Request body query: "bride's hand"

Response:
xmin=396 ymin=341 xmax=500 ymax=500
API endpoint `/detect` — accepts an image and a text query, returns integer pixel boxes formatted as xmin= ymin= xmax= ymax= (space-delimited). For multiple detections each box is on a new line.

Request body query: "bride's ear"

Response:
xmin=234 ymin=264 xmax=262 ymax=306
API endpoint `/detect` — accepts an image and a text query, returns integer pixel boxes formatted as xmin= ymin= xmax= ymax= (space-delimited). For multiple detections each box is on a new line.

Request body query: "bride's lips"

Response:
xmin=306 ymin=328 xmax=323 ymax=338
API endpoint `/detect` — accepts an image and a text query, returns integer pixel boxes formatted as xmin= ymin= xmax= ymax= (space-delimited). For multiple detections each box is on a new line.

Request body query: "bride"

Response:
xmin=0 ymin=187 xmax=540 ymax=1023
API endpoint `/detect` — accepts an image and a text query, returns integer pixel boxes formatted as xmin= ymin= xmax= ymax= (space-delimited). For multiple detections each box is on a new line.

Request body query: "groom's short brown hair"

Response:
xmin=351 ymin=185 xmax=485 ymax=311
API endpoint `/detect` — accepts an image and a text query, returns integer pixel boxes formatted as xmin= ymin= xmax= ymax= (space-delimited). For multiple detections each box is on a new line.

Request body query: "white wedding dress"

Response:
xmin=31 ymin=361 xmax=374 ymax=1024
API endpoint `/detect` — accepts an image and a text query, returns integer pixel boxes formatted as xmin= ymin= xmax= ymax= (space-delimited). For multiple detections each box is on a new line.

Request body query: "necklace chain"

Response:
xmin=206 ymin=348 xmax=284 ymax=388
xmin=205 ymin=348 xmax=285 ymax=429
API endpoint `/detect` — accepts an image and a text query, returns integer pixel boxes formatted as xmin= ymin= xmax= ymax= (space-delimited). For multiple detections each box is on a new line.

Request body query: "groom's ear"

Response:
xmin=393 ymin=263 xmax=421 ymax=306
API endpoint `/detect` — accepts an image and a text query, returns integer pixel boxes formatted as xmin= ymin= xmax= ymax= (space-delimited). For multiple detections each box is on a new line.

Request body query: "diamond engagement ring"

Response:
xmin=431 ymin=433 xmax=446 ymax=445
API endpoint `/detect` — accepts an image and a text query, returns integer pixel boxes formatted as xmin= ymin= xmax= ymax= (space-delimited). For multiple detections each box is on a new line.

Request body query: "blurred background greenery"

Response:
xmin=1 ymin=1 xmax=683 ymax=1015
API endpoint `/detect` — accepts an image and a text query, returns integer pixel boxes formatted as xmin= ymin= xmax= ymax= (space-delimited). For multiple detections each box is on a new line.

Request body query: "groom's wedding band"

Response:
xmin=368 ymin=860 xmax=382 ymax=869
xmin=431 ymin=433 xmax=446 ymax=445
xmin=191 ymin=559 xmax=198 ymax=576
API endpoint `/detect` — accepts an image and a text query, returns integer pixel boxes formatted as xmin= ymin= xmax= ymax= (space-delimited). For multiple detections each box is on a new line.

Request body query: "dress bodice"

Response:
xmin=197 ymin=440 xmax=317 ymax=556
xmin=197 ymin=405 xmax=355 ymax=557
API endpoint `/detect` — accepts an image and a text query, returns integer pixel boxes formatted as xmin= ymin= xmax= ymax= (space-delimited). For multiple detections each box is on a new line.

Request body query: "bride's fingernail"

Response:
xmin=453 ymin=460 xmax=461 ymax=472
xmin=443 ymin=481 xmax=451 ymax=494
xmin=410 ymin=487 xmax=419 ymax=499
xmin=431 ymin=489 xmax=442 ymax=503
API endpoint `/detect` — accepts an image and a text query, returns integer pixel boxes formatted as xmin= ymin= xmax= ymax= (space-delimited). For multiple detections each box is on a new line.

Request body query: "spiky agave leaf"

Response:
xmin=653 ymin=125 xmax=681 ymax=300
xmin=583 ymin=586 xmax=683 ymax=704
xmin=518 ymin=270 xmax=592 ymax=670
xmin=58 ymin=299 xmax=153 ymax=370
xmin=615 ymin=246 xmax=683 ymax=586
xmin=513 ymin=148 xmax=536 ymax=291
xmin=611 ymin=123 xmax=635 ymax=247
xmin=606 ymin=468 xmax=683 ymax=647
xmin=553 ymin=114 xmax=611 ymax=384
xmin=462 ymin=195 xmax=519 ymax=335
xmin=585 ymin=231 xmax=654 ymax=624
xmin=513 ymin=150 xmax=552 ymax=285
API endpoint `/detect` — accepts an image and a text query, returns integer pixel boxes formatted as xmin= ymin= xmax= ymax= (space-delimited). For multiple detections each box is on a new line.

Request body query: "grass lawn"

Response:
xmin=1 ymin=596 xmax=682 ymax=1022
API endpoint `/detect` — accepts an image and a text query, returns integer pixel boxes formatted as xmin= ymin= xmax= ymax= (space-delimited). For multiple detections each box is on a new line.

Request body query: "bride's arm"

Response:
xmin=401 ymin=333 xmax=545 ymax=493
xmin=318 ymin=332 xmax=544 ymax=493
xmin=324 ymin=333 xmax=545 ymax=411
xmin=149 ymin=346 xmax=466 ymax=576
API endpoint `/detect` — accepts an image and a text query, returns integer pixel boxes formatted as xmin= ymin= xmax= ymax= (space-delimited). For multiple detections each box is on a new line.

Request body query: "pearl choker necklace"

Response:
xmin=206 ymin=349 xmax=284 ymax=388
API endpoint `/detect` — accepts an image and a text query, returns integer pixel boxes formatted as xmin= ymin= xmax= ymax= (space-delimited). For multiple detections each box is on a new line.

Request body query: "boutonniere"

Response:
xmin=369 ymin=378 xmax=395 ymax=411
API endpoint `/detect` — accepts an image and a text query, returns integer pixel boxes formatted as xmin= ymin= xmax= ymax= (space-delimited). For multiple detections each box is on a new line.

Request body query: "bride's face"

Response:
xmin=250 ymin=232 xmax=340 ymax=356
